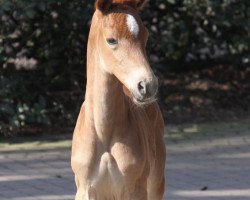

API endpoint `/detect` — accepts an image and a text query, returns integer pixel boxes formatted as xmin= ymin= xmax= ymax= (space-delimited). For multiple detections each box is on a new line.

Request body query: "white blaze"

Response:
xmin=126 ymin=14 xmax=139 ymax=37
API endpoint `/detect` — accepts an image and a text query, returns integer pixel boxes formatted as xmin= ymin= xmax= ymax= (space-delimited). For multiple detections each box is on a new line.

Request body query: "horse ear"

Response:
xmin=95 ymin=0 xmax=112 ymax=11
xmin=135 ymin=0 xmax=149 ymax=10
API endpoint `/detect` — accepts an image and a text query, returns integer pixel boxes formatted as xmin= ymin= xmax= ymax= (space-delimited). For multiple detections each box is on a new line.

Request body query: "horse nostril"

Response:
xmin=138 ymin=81 xmax=146 ymax=96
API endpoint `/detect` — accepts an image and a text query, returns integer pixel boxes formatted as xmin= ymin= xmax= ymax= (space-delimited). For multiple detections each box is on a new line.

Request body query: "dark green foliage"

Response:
xmin=0 ymin=0 xmax=92 ymax=134
xmin=0 ymin=0 xmax=249 ymax=134
xmin=142 ymin=0 xmax=250 ymax=69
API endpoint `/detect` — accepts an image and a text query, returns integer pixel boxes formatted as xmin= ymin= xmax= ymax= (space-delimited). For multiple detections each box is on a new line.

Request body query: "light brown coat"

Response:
xmin=71 ymin=1 xmax=166 ymax=199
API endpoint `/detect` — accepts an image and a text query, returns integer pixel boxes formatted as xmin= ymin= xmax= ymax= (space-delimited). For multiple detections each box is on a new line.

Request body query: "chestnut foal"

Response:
xmin=71 ymin=0 xmax=166 ymax=199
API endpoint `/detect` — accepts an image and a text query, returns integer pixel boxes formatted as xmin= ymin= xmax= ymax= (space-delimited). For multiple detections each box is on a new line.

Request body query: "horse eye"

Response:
xmin=107 ymin=38 xmax=118 ymax=45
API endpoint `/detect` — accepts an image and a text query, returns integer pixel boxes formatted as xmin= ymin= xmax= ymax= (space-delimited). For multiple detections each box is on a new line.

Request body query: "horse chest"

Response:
xmin=94 ymin=136 xmax=146 ymax=181
xmin=82 ymin=144 xmax=145 ymax=199
xmin=87 ymin=130 xmax=148 ymax=198
xmin=72 ymin=108 xmax=154 ymax=199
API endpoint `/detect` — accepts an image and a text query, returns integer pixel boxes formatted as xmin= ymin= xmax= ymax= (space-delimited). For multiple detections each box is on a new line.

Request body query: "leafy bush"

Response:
xmin=0 ymin=0 xmax=92 ymax=134
xmin=0 ymin=0 xmax=249 ymax=134
xmin=143 ymin=0 xmax=250 ymax=69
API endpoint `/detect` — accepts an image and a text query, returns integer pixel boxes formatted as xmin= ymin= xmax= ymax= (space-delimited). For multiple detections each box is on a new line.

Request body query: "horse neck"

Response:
xmin=84 ymin=17 xmax=129 ymax=143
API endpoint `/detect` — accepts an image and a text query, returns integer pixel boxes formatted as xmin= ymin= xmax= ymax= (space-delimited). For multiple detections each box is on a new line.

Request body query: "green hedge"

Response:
xmin=0 ymin=0 xmax=92 ymax=134
xmin=0 ymin=0 xmax=249 ymax=134
xmin=143 ymin=0 xmax=250 ymax=69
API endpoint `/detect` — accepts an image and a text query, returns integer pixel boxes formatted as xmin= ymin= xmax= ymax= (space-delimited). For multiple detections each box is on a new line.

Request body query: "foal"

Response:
xmin=71 ymin=0 xmax=166 ymax=199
